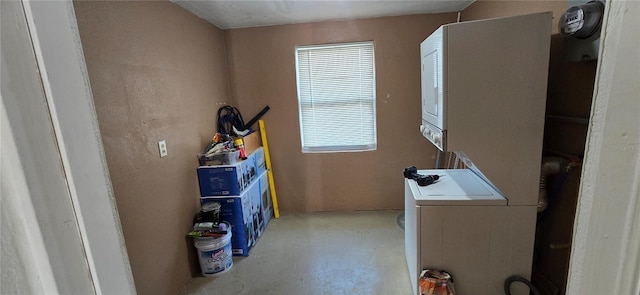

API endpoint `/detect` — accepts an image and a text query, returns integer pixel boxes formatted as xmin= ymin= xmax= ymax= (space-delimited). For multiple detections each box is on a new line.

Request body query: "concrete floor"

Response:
xmin=180 ymin=210 xmax=413 ymax=295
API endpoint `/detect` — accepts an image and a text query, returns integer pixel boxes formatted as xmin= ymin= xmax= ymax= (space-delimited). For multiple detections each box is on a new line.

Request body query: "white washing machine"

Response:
xmin=409 ymin=12 xmax=550 ymax=295
xmin=404 ymin=168 xmax=536 ymax=295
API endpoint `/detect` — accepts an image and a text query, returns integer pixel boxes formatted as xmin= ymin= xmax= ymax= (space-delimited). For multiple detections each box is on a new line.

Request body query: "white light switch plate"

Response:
xmin=158 ymin=140 xmax=168 ymax=157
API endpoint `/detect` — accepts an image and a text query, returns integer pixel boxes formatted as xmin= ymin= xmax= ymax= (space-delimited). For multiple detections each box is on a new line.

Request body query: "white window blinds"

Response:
xmin=295 ymin=41 xmax=377 ymax=153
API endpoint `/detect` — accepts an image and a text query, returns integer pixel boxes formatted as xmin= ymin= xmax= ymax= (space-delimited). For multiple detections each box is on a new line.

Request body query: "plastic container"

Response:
xmin=193 ymin=223 xmax=233 ymax=277
xmin=214 ymin=150 xmax=241 ymax=165
xmin=198 ymin=150 xmax=240 ymax=166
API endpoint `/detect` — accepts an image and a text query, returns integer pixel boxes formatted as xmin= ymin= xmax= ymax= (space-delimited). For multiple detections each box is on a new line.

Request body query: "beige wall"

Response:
xmin=462 ymin=0 xmax=567 ymax=33
xmin=73 ymin=2 xmax=230 ymax=294
xmin=226 ymin=14 xmax=456 ymax=212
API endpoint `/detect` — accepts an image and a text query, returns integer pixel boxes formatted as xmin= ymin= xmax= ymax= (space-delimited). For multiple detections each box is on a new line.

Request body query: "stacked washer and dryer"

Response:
xmin=404 ymin=12 xmax=552 ymax=295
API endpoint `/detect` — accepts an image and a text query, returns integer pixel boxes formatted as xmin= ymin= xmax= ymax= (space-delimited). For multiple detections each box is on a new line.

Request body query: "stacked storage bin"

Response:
xmin=197 ymin=147 xmax=273 ymax=256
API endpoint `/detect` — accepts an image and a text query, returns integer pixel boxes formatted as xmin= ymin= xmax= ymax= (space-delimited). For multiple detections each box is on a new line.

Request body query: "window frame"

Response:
xmin=294 ymin=41 xmax=377 ymax=153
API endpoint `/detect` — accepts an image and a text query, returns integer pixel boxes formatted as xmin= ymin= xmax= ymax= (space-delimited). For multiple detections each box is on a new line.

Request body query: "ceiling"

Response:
xmin=171 ymin=0 xmax=475 ymax=29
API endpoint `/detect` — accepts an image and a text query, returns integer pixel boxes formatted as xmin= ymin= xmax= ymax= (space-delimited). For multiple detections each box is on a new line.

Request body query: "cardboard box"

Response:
xmin=257 ymin=171 xmax=273 ymax=225
xmin=242 ymin=131 xmax=261 ymax=156
xmin=251 ymin=147 xmax=266 ymax=176
xmin=197 ymin=158 xmax=254 ymax=196
xmin=201 ymin=171 xmax=271 ymax=256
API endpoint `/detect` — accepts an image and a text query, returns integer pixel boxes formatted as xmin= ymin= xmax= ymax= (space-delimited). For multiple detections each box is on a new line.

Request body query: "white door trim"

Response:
xmin=2 ymin=1 xmax=95 ymax=293
xmin=566 ymin=0 xmax=640 ymax=294
xmin=21 ymin=0 xmax=136 ymax=294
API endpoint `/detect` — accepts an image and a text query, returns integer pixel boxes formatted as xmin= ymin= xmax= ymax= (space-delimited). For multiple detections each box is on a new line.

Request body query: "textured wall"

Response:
xmin=462 ymin=0 xmax=567 ymax=34
xmin=226 ymin=13 xmax=456 ymax=212
xmin=73 ymin=1 xmax=231 ymax=294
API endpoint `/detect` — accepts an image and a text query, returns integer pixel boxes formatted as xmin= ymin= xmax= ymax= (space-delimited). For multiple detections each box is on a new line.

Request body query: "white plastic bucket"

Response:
xmin=193 ymin=226 xmax=233 ymax=277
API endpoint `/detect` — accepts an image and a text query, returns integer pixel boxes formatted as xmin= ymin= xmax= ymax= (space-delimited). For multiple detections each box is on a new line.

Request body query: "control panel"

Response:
xmin=420 ymin=121 xmax=445 ymax=151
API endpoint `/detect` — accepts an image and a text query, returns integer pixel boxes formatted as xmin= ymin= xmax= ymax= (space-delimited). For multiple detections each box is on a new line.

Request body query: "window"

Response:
xmin=295 ymin=41 xmax=376 ymax=153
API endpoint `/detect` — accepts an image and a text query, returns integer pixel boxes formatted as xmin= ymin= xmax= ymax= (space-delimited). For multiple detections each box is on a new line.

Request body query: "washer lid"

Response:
xmin=408 ymin=169 xmax=507 ymax=206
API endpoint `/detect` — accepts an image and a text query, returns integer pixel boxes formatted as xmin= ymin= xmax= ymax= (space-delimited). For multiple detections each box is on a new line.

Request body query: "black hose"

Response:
xmin=216 ymin=106 xmax=245 ymax=135
xmin=504 ymin=275 xmax=541 ymax=295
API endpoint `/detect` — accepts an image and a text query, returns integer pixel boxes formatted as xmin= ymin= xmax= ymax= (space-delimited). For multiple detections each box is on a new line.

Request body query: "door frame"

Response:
xmin=566 ymin=0 xmax=640 ymax=294
xmin=19 ymin=0 xmax=136 ymax=293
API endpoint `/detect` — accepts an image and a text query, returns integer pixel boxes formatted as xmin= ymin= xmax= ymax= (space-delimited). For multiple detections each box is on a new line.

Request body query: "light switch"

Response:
xmin=158 ymin=140 xmax=168 ymax=157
